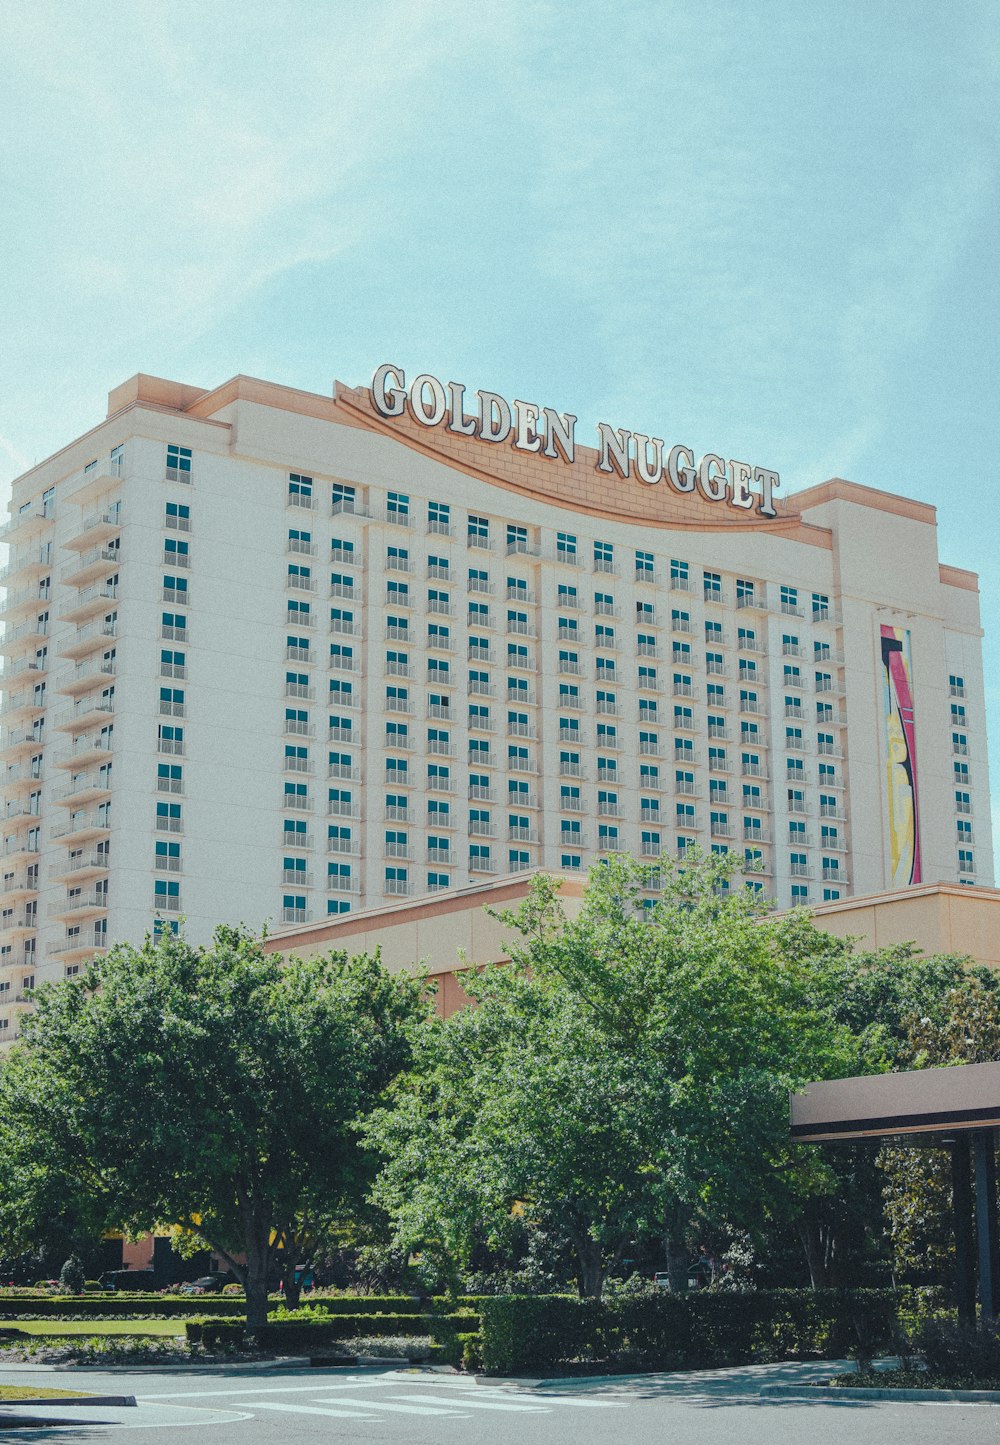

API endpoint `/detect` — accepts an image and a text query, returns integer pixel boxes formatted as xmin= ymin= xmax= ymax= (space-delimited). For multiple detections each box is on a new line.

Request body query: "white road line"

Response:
xmin=243 ymin=1401 xmax=377 ymax=1420
xmin=143 ymin=1379 xmax=398 ymax=1400
xmin=388 ymin=1392 xmax=548 ymax=1413
xmin=312 ymin=1396 xmax=472 ymax=1417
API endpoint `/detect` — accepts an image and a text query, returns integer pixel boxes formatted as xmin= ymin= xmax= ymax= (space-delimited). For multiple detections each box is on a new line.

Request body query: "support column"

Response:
xmin=951 ymin=1136 xmax=976 ymax=1327
xmin=974 ymin=1129 xmax=999 ymax=1323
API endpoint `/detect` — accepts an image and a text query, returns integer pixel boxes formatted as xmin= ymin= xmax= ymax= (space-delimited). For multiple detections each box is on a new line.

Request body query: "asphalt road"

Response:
xmin=1 ymin=1361 xmax=999 ymax=1443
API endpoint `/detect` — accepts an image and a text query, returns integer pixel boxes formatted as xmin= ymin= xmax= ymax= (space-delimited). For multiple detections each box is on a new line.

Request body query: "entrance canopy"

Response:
xmin=790 ymin=1061 xmax=1000 ymax=1324
xmin=790 ymin=1060 xmax=1000 ymax=1143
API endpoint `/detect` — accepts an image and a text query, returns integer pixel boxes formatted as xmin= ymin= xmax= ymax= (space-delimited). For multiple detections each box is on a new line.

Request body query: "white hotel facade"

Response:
xmin=0 ymin=369 xmax=991 ymax=1037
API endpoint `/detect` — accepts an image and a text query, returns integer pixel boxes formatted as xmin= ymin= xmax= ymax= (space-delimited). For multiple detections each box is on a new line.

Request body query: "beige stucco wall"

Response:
xmin=271 ymin=877 xmax=1000 ymax=1014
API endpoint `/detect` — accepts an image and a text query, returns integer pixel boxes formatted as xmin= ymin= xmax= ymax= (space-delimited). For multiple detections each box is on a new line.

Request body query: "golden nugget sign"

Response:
xmin=371 ymin=364 xmax=780 ymax=518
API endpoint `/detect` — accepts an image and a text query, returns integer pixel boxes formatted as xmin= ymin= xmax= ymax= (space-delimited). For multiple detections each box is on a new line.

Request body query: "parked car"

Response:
xmin=98 ymin=1269 xmax=156 ymax=1292
xmin=179 ymin=1274 xmax=231 ymax=1295
xmin=652 ymin=1271 xmax=671 ymax=1289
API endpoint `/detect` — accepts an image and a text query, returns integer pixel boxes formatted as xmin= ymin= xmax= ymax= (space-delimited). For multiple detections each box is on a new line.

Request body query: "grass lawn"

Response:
xmin=9 ymin=1319 xmax=186 ymax=1337
xmin=0 ymin=1385 xmax=98 ymax=1400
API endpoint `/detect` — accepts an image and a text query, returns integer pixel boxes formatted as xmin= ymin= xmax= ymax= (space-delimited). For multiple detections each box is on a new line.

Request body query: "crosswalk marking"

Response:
xmin=312 ymin=1396 xmax=471 ymax=1417
xmin=241 ymin=1401 xmax=377 ymax=1420
xmin=387 ymin=1392 xmax=548 ymax=1413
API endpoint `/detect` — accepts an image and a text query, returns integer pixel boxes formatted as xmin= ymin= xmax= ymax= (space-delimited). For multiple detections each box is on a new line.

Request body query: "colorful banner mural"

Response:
xmin=880 ymin=625 xmax=921 ymax=886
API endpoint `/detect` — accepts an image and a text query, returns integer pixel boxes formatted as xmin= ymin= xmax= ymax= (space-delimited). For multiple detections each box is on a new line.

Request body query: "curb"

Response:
xmin=761 ymin=1383 xmax=1000 ymax=1405
xmin=0 ymin=1394 xmax=137 ymax=1407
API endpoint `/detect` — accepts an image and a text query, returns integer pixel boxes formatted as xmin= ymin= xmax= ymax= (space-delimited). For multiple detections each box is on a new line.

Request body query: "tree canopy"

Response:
xmin=368 ymin=856 xmax=862 ymax=1295
xmin=0 ymin=925 xmax=427 ymax=1325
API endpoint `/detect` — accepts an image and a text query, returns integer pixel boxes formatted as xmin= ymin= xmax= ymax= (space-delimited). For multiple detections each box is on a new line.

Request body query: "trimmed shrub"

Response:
xmin=186 ymin=1311 xmax=479 ymax=1353
xmin=917 ymin=1319 xmax=1000 ymax=1380
xmin=477 ymin=1290 xmax=903 ymax=1375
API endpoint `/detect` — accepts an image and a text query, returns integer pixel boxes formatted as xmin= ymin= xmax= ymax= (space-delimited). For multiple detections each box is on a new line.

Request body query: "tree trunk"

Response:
xmin=243 ymin=1222 xmax=273 ymax=1331
xmin=282 ymin=1263 xmax=302 ymax=1311
xmin=664 ymin=1231 xmax=689 ymax=1294
xmin=796 ymin=1219 xmax=830 ymax=1290
xmin=576 ymin=1237 xmax=605 ymax=1298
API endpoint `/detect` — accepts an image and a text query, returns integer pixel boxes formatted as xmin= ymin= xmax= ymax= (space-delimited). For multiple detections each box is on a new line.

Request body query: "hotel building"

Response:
xmin=0 ymin=368 xmax=991 ymax=1038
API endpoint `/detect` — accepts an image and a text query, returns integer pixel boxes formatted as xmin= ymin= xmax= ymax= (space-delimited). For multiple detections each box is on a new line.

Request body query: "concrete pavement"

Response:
xmin=1 ymin=1360 xmax=998 ymax=1442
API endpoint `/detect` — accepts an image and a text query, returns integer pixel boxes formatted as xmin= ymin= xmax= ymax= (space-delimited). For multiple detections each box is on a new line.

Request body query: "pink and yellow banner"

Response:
xmin=880 ymin=625 xmax=921 ymax=886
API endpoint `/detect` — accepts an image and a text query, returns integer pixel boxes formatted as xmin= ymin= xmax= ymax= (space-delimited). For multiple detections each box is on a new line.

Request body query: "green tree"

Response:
xmin=0 ymin=926 xmax=426 ymax=1327
xmin=369 ymin=855 xmax=858 ymax=1296
xmin=878 ymin=971 xmax=1000 ymax=1285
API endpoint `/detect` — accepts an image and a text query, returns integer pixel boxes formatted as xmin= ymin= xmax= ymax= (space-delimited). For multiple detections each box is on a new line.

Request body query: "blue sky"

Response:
xmin=2 ymin=0 xmax=998 ymax=863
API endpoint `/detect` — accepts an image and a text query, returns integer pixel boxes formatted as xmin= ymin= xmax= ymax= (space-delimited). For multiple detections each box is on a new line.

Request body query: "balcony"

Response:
xmin=59 ymin=545 xmax=121 ymax=589
xmin=53 ymin=697 xmax=114 ymax=733
xmin=55 ymin=731 xmax=113 ymax=770
xmin=58 ymin=582 xmax=118 ymax=625
xmin=49 ymin=928 xmax=109 ymax=964
xmin=735 ymin=590 xmax=767 ymax=612
xmin=469 ymin=856 xmax=498 ymax=873
xmin=54 ymin=771 xmax=112 ymax=808
xmin=1 ymin=760 xmax=43 ymax=792
xmin=63 ymin=509 xmax=122 ymax=553
xmin=285 ymin=681 xmax=314 ymax=701
xmin=281 ymin=830 xmax=313 ymax=850
xmin=287 ymin=574 xmax=318 ymax=594
xmin=48 ymin=893 xmax=109 ymax=922
xmin=328 ymin=799 xmax=360 ymax=819
xmin=0 ymin=911 xmax=38 ymax=940
xmin=0 ymin=583 xmax=52 ymax=625
xmin=328 ymin=763 xmax=360 ymax=781
xmin=281 ymin=870 xmax=314 ymax=888
xmin=51 ymin=811 xmax=111 ymax=846
xmin=54 ymin=657 xmax=116 ymax=697
xmin=49 ymin=853 xmax=110 ymax=884
xmin=327 ymin=873 xmax=361 ymax=893
xmin=0 ymin=617 xmax=49 ymax=659
xmin=0 ymin=873 xmax=38 ymax=905
xmin=331 ymin=497 xmax=372 ymax=520
xmin=0 ymin=546 xmax=54 ymax=587
xmin=0 ymin=506 xmax=52 ymax=545
xmin=0 ymin=690 xmax=45 ymax=725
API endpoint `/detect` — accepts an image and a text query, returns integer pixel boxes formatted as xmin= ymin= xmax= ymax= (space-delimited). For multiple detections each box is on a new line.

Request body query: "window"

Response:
xmin=157 ymin=724 xmax=184 ymax=755
xmin=165 ymin=501 xmax=190 ymax=531
xmin=635 ymin=549 xmax=654 ymax=578
xmin=670 ymin=559 xmax=689 ymax=587
xmin=950 ymin=674 xmax=967 ymax=698
xmin=428 ymin=500 xmax=451 ymax=534
xmin=387 ymin=490 xmax=409 ymax=522
xmin=812 ymin=592 xmax=830 ymax=619
xmin=166 ymin=444 xmax=192 ymax=482
xmin=468 ymin=514 xmax=490 ymax=544
xmin=780 ymin=584 xmax=800 ymax=615
xmin=154 ymin=878 xmax=181 ymax=909
xmin=556 ymin=531 xmax=577 ymax=562
xmin=703 ymin=570 xmax=722 ymax=602
xmin=332 ymin=482 xmax=357 ymax=513
xmin=594 ymin=540 xmax=614 ymax=571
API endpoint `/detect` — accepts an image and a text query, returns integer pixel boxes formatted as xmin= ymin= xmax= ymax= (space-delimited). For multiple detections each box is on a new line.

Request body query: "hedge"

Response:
xmin=476 ymin=1289 xmax=911 ymax=1375
xmin=186 ymin=1311 xmax=480 ymax=1352
xmin=0 ymin=1293 xmax=429 ymax=1320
